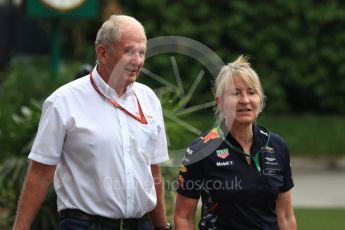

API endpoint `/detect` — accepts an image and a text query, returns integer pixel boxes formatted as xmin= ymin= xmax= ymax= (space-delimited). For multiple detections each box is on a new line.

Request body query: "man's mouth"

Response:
xmin=126 ymin=69 xmax=138 ymax=73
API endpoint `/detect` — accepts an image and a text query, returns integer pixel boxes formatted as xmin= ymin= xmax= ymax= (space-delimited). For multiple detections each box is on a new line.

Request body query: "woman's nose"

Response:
xmin=239 ymin=93 xmax=250 ymax=103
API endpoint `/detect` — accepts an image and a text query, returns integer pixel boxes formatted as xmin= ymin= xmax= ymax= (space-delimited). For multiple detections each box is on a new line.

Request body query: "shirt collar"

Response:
xmin=220 ymin=122 xmax=266 ymax=155
xmin=92 ymin=67 xmax=135 ymax=99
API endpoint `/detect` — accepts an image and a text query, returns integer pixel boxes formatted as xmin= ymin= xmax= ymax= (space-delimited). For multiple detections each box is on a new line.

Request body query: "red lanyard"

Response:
xmin=90 ymin=70 xmax=147 ymax=124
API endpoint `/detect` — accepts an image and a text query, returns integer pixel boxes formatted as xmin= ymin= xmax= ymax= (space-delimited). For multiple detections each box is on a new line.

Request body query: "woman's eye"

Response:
xmin=248 ymin=90 xmax=256 ymax=95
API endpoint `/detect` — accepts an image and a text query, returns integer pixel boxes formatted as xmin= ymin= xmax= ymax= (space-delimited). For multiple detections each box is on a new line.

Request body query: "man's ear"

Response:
xmin=96 ymin=44 xmax=107 ymax=64
xmin=215 ymin=96 xmax=223 ymax=112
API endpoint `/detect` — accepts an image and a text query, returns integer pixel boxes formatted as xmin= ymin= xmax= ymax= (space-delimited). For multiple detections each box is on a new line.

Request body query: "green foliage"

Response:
xmin=161 ymin=166 xmax=179 ymax=223
xmin=0 ymin=158 xmax=29 ymax=229
xmin=119 ymin=0 xmax=345 ymax=113
xmin=257 ymin=113 xmax=345 ymax=156
xmin=0 ymin=100 xmax=42 ymax=161
xmin=0 ymin=158 xmax=58 ymax=229
xmin=58 ymin=19 xmax=97 ymax=63
xmin=0 ymin=56 xmax=83 ymax=228
xmin=295 ymin=208 xmax=345 ymax=230
xmin=0 ymin=56 xmax=85 ymax=160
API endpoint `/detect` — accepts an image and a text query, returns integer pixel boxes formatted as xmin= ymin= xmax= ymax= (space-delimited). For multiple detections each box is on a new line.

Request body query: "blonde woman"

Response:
xmin=175 ymin=55 xmax=296 ymax=230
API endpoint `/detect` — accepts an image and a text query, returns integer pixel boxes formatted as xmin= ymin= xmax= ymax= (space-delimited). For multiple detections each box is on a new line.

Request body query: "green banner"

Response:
xmin=27 ymin=0 xmax=98 ymax=18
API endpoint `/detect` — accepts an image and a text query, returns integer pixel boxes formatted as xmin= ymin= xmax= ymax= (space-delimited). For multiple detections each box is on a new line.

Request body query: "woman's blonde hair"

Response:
xmin=214 ymin=55 xmax=266 ymax=122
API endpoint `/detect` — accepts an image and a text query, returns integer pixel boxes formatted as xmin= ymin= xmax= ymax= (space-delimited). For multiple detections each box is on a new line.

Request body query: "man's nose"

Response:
xmin=130 ymin=52 xmax=144 ymax=65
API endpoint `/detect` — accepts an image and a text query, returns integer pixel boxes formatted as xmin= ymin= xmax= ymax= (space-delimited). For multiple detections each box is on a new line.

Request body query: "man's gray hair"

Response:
xmin=95 ymin=15 xmax=145 ymax=48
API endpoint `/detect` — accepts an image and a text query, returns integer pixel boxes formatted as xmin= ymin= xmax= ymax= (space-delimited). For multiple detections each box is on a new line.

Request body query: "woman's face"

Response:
xmin=217 ymin=76 xmax=260 ymax=126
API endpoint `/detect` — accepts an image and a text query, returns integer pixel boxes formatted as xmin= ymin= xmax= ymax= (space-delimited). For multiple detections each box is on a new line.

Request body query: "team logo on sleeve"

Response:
xmin=264 ymin=157 xmax=278 ymax=166
xmin=263 ymin=146 xmax=275 ymax=153
xmin=260 ymin=130 xmax=269 ymax=136
xmin=186 ymin=147 xmax=193 ymax=155
xmin=182 ymin=156 xmax=190 ymax=163
xmin=201 ymin=128 xmax=220 ymax=143
xmin=216 ymin=148 xmax=229 ymax=159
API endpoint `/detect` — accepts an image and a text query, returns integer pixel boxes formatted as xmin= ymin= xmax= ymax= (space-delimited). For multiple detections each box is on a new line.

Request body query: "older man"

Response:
xmin=12 ymin=15 xmax=171 ymax=230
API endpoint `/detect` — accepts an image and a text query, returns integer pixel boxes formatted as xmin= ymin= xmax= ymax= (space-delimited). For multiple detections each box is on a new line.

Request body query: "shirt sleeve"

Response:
xmin=176 ymin=147 xmax=204 ymax=200
xmin=28 ymin=96 xmax=66 ymax=165
xmin=279 ymin=139 xmax=294 ymax=193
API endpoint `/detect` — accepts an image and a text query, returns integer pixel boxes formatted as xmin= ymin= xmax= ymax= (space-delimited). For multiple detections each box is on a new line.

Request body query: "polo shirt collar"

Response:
xmin=92 ymin=67 xmax=135 ymax=99
xmin=220 ymin=122 xmax=265 ymax=155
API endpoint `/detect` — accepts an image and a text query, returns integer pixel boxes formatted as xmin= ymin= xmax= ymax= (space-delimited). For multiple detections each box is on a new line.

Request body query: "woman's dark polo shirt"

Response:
xmin=177 ymin=123 xmax=294 ymax=230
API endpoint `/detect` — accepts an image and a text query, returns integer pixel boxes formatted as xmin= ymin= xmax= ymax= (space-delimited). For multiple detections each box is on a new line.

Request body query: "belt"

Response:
xmin=59 ymin=209 xmax=148 ymax=227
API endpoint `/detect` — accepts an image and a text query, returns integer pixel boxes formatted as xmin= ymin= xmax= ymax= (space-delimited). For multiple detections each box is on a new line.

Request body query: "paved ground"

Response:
xmin=291 ymin=157 xmax=345 ymax=208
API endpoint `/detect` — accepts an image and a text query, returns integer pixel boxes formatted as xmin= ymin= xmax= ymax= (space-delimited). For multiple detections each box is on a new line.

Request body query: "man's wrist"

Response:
xmin=154 ymin=222 xmax=171 ymax=230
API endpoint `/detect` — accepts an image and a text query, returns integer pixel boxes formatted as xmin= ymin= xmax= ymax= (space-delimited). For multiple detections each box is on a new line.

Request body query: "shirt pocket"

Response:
xmin=135 ymin=123 xmax=158 ymax=164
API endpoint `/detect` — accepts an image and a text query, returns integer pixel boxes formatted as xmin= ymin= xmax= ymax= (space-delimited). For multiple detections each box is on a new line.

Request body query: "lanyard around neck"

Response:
xmin=89 ymin=69 xmax=147 ymax=125
xmin=216 ymin=125 xmax=270 ymax=173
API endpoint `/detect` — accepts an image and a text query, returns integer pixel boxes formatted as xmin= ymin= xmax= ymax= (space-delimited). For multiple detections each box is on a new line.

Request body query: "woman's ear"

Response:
xmin=215 ymin=96 xmax=223 ymax=112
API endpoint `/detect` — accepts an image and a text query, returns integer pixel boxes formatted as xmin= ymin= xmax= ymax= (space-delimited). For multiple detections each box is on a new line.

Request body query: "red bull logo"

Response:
xmin=202 ymin=128 xmax=220 ymax=143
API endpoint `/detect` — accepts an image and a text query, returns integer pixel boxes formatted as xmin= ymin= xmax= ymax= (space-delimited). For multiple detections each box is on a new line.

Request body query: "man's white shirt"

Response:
xmin=28 ymin=68 xmax=169 ymax=218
